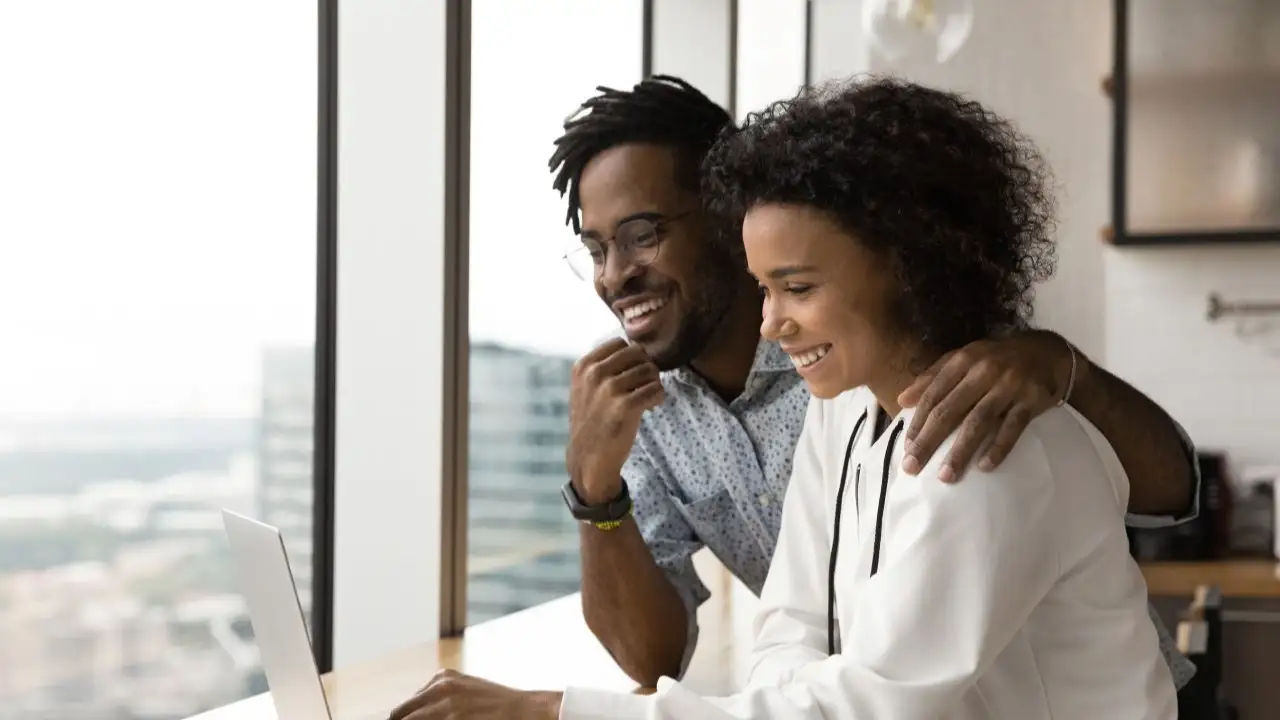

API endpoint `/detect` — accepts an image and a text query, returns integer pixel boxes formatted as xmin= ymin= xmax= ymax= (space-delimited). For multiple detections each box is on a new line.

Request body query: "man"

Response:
xmin=391 ymin=76 xmax=1198 ymax=720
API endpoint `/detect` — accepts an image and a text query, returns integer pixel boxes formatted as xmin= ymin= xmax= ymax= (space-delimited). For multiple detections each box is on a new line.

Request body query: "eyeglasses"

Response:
xmin=563 ymin=211 xmax=695 ymax=282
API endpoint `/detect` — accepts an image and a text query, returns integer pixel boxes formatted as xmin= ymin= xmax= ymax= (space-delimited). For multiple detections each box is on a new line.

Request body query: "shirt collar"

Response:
xmin=751 ymin=340 xmax=795 ymax=373
xmin=667 ymin=339 xmax=794 ymax=385
xmin=665 ymin=338 xmax=793 ymax=394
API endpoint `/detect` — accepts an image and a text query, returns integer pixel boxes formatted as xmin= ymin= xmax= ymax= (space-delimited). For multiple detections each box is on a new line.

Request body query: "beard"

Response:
xmin=647 ymin=251 xmax=739 ymax=371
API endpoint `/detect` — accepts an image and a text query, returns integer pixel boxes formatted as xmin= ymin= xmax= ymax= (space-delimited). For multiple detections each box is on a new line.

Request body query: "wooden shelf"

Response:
xmin=1140 ymin=559 xmax=1280 ymax=598
xmin=1127 ymin=67 xmax=1280 ymax=94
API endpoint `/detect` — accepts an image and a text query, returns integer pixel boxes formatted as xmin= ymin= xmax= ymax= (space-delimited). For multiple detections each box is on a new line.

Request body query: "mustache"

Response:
xmin=604 ymin=278 xmax=669 ymax=307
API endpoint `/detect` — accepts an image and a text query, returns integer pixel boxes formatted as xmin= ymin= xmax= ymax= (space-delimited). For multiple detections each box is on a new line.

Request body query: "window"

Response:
xmin=466 ymin=0 xmax=643 ymax=625
xmin=0 ymin=2 xmax=318 ymax=717
xmin=736 ymin=0 xmax=809 ymax=121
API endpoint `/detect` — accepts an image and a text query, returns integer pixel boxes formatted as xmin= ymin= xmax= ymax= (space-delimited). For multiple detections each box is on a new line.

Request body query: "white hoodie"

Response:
xmin=560 ymin=387 xmax=1178 ymax=720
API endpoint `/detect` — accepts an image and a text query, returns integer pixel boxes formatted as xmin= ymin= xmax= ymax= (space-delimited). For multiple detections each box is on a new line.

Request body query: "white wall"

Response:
xmin=333 ymin=0 xmax=447 ymax=667
xmin=734 ymin=0 xmax=807 ymax=122
xmin=1106 ymin=247 xmax=1280 ymax=469
xmin=809 ymin=0 xmax=870 ymax=84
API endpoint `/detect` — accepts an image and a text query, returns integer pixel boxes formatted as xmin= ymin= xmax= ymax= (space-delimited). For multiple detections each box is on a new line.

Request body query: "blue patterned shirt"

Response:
xmin=623 ymin=339 xmax=1198 ymax=688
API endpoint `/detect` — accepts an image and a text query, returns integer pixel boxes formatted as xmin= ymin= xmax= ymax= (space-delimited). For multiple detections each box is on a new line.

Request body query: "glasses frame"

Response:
xmin=563 ymin=210 xmax=696 ymax=281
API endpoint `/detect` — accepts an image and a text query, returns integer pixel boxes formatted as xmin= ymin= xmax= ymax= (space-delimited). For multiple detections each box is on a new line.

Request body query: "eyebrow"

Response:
xmin=767 ymin=265 xmax=818 ymax=279
xmin=580 ymin=211 xmax=665 ymax=239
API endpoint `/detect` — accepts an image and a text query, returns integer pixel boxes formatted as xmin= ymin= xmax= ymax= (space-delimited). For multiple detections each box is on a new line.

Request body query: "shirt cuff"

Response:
xmin=1124 ymin=419 xmax=1201 ymax=529
xmin=559 ymin=686 xmax=655 ymax=720
xmin=747 ymin=646 xmax=827 ymax=688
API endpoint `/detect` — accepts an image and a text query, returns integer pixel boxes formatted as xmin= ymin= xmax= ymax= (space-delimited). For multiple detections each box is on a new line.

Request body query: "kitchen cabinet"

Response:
xmin=1109 ymin=0 xmax=1280 ymax=246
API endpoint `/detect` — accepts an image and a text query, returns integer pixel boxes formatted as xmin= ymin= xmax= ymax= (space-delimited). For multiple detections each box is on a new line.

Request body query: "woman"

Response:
xmin=391 ymin=77 xmax=1178 ymax=720
xmin=568 ymin=77 xmax=1174 ymax=718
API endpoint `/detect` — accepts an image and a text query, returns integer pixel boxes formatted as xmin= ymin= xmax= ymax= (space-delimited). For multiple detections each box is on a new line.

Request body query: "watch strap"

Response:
xmin=561 ymin=480 xmax=633 ymax=531
xmin=588 ymin=504 xmax=634 ymax=532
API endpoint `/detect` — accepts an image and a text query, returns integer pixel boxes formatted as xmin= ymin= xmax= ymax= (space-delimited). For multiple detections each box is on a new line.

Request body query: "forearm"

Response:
xmin=1068 ymin=351 xmax=1194 ymax=516
xmin=580 ymin=518 xmax=689 ymax=687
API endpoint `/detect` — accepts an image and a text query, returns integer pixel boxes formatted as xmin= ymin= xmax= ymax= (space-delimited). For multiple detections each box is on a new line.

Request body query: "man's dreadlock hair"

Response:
xmin=549 ymin=75 xmax=734 ymax=234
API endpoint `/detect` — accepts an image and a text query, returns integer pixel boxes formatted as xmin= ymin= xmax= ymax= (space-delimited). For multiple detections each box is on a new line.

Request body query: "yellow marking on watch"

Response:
xmin=590 ymin=505 xmax=634 ymax=531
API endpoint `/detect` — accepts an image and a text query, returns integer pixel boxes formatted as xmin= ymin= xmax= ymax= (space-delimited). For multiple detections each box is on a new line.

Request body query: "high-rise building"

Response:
xmin=467 ymin=342 xmax=580 ymax=624
xmin=256 ymin=347 xmax=316 ymax=618
xmin=254 ymin=342 xmax=582 ymax=627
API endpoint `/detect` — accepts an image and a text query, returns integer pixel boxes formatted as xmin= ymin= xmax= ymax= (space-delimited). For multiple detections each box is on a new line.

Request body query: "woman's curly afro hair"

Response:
xmin=703 ymin=76 xmax=1058 ymax=361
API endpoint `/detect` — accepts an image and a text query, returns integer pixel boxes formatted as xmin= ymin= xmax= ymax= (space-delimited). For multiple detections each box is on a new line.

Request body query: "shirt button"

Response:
xmin=758 ymin=494 xmax=771 ymax=508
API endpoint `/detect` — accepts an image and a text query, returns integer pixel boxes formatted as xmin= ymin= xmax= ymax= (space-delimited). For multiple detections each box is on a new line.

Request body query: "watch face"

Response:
xmin=561 ymin=482 xmax=586 ymax=514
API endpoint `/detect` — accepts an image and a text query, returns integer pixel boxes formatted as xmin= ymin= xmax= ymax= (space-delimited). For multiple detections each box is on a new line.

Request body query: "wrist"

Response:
xmin=571 ymin=468 xmax=624 ymax=505
xmin=1053 ymin=334 xmax=1089 ymax=408
xmin=1066 ymin=345 xmax=1094 ymax=407
xmin=530 ymin=690 xmax=563 ymax=720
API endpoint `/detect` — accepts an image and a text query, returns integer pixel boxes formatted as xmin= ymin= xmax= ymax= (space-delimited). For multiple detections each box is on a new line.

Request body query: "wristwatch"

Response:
xmin=561 ymin=480 xmax=633 ymax=531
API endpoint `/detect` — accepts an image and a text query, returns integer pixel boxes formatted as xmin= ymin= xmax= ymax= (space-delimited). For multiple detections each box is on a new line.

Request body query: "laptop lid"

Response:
xmin=222 ymin=509 xmax=333 ymax=720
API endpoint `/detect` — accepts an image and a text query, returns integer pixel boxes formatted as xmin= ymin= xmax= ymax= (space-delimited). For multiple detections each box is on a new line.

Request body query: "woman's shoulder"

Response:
xmin=908 ymin=405 xmax=1071 ymax=488
xmin=918 ymin=404 xmax=1112 ymax=491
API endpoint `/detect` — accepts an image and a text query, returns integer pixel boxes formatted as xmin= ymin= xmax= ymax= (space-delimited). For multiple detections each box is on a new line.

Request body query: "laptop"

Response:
xmin=222 ymin=509 xmax=334 ymax=720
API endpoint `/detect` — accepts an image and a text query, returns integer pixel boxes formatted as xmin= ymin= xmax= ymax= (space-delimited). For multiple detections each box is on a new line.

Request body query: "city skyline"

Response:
xmin=0 ymin=327 xmax=611 ymax=428
xmin=0 ymin=338 xmax=588 ymax=717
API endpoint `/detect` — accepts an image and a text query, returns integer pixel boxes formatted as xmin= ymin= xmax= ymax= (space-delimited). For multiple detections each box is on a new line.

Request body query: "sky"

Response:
xmin=467 ymin=0 xmax=642 ymax=356
xmin=0 ymin=1 xmax=640 ymax=420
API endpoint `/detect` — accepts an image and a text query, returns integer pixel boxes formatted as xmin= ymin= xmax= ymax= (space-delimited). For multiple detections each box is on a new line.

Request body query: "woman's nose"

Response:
xmin=760 ymin=301 xmax=791 ymax=342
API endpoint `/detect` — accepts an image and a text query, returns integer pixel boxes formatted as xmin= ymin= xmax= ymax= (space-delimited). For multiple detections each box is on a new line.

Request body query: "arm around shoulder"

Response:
xmin=1066 ymin=349 xmax=1197 ymax=519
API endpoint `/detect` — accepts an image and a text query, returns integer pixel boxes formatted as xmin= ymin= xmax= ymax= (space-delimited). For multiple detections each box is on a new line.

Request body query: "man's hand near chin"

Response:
xmin=387 ymin=670 xmax=561 ymax=720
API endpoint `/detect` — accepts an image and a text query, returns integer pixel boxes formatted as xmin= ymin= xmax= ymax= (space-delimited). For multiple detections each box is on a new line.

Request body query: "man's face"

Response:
xmin=576 ymin=143 xmax=734 ymax=370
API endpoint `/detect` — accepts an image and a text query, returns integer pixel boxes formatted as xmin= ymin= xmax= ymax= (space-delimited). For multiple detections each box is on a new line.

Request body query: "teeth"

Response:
xmin=789 ymin=345 xmax=830 ymax=369
xmin=622 ymin=298 xmax=666 ymax=321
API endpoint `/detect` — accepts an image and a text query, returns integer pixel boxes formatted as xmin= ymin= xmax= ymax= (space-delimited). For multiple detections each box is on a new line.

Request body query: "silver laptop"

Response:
xmin=222 ymin=509 xmax=333 ymax=720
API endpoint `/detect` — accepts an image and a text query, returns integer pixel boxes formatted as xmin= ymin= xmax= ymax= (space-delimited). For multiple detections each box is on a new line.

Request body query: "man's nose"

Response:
xmin=598 ymin=246 xmax=641 ymax=295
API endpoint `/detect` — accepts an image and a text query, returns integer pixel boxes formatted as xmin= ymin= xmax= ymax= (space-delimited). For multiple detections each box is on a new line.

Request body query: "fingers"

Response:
xmin=390 ymin=670 xmax=457 ymax=720
xmin=389 ymin=691 xmax=424 ymax=720
xmin=897 ymin=350 xmax=952 ymax=409
xmin=937 ymin=391 xmax=1013 ymax=483
xmin=902 ymin=354 xmax=993 ymax=474
xmin=976 ymin=402 xmax=1035 ymax=471
xmin=578 ymin=337 xmax=629 ymax=365
xmin=608 ymin=378 xmax=664 ymax=418
xmin=592 ymin=343 xmax=652 ymax=377
xmin=608 ymin=360 xmax=660 ymax=393
xmin=400 ymin=701 xmax=447 ymax=720
xmin=394 ymin=697 xmax=448 ymax=720
xmin=603 ymin=360 xmax=664 ymax=412
xmin=628 ymin=379 xmax=666 ymax=411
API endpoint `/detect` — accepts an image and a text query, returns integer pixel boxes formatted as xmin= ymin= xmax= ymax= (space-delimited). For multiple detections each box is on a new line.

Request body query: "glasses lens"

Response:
xmin=565 ymin=245 xmax=595 ymax=281
xmin=617 ymin=219 xmax=661 ymax=265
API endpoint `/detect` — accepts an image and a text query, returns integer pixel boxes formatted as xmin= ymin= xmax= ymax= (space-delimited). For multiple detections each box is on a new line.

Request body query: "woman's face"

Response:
xmin=743 ymin=202 xmax=906 ymax=400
